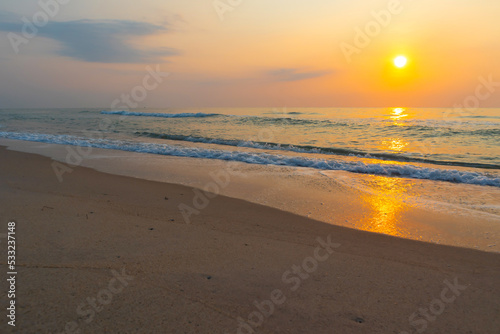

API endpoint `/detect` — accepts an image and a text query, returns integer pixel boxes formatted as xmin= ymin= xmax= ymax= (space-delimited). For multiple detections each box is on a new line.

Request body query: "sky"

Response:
xmin=0 ymin=0 xmax=499 ymax=108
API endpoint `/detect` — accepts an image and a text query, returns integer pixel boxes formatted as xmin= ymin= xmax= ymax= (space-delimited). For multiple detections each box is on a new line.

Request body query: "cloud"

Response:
xmin=0 ymin=16 xmax=180 ymax=63
xmin=0 ymin=10 xmax=15 ymax=21
xmin=266 ymin=68 xmax=333 ymax=82
xmin=189 ymin=67 xmax=335 ymax=87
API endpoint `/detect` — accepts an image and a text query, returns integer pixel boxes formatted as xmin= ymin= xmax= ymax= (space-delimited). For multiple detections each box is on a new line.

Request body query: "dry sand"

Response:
xmin=0 ymin=146 xmax=499 ymax=334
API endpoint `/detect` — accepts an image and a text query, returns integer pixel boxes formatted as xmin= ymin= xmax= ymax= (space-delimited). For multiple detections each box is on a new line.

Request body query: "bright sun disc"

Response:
xmin=394 ymin=56 xmax=407 ymax=68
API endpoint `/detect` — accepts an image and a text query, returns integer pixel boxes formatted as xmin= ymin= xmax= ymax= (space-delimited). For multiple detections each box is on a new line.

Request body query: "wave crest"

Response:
xmin=1 ymin=131 xmax=499 ymax=187
xmin=101 ymin=110 xmax=220 ymax=118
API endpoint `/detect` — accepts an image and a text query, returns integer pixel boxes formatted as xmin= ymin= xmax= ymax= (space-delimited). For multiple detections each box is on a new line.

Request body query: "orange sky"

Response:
xmin=0 ymin=0 xmax=499 ymax=108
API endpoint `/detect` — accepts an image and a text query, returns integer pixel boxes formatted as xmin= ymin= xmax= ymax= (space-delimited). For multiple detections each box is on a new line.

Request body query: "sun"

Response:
xmin=394 ymin=56 xmax=407 ymax=68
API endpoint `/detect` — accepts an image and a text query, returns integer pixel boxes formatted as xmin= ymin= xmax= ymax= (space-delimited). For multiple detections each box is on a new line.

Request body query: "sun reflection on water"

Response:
xmin=389 ymin=107 xmax=409 ymax=126
xmin=378 ymin=108 xmax=411 ymax=152
xmin=381 ymin=138 xmax=409 ymax=152
xmin=357 ymin=176 xmax=415 ymax=238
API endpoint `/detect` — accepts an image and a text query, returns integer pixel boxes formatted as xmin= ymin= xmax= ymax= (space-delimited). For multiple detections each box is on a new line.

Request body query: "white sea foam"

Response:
xmin=1 ymin=131 xmax=499 ymax=187
xmin=134 ymin=132 xmax=500 ymax=169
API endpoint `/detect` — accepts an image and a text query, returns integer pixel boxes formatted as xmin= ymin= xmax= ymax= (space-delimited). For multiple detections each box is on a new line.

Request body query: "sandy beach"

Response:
xmin=1 ymin=145 xmax=499 ymax=333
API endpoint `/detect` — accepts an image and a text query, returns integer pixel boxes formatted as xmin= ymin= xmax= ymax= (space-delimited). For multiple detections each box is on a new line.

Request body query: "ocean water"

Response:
xmin=0 ymin=107 xmax=499 ymax=187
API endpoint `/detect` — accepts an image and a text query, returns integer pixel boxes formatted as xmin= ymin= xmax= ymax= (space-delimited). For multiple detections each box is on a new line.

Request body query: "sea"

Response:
xmin=0 ymin=107 xmax=499 ymax=187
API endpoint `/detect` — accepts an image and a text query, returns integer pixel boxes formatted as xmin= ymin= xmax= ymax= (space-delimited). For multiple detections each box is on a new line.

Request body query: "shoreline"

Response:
xmin=1 ymin=138 xmax=499 ymax=253
xmin=0 ymin=144 xmax=499 ymax=333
